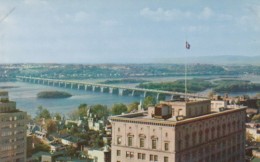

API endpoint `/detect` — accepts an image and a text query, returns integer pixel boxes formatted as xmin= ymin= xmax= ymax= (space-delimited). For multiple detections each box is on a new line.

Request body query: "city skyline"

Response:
xmin=0 ymin=0 xmax=260 ymax=63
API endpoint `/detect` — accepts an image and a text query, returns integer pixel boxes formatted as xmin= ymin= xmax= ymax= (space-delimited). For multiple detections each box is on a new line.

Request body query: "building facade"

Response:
xmin=110 ymin=99 xmax=246 ymax=162
xmin=0 ymin=91 xmax=27 ymax=162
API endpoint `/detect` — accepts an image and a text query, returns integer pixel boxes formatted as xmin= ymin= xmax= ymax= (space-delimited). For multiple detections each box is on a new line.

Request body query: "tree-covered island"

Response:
xmin=137 ymin=79 xmax=260 ymax=93
xmin=213 ymin=80 xmax=260 ymax=93
xmin=37 ymin=91 xmax=72 ymax=98
xmin=137 ymin=79 xmax=213 ymax=93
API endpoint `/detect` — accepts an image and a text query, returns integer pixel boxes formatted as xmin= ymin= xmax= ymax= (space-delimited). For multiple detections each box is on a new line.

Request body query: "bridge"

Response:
xmin=16 ymin=76 xmax=207 ymax=100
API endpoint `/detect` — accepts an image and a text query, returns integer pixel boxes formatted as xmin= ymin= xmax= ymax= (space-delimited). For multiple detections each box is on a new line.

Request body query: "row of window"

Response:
xmin=0 ymin=115 xmax=25 ymax=122
xmin=117 ymin=136 xmax=170 ymax=151
xmin=117 ymin=150 xmax=169 ymax=162
xmin=1 ymin=130 xmax=24 ymax=137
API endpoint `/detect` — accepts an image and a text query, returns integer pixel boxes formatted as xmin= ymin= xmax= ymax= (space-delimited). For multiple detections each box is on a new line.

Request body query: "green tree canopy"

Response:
xmin=111 ymin=103 xmax=128 ymax=115
xmin=127 ymin=102 xmax=139 ymax=112
xmin=90 ymin=104 xmax=109 ymax=120
xmin=36 ymin=106 xmax=51 ymax=119
xmin=78 ymin=103 xmax=88 ymax=118
xmin=143 ymin=96 xmax=156 ymax=108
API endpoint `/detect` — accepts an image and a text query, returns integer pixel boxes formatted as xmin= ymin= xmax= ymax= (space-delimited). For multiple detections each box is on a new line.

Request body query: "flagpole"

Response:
xmin=185 ymin=41 xmax=187 ymax=102
xmin=185 ymin=39 xmax=190 ymax=102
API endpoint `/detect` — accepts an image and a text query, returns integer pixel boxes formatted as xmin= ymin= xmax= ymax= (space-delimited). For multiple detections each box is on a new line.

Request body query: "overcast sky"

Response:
xmin=0 ymin=0 xmax=259 ymax=63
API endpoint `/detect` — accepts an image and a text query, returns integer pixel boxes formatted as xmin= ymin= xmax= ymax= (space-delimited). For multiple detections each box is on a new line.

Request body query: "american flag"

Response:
xmin=186 ymin=41 xmax=190 ymax=49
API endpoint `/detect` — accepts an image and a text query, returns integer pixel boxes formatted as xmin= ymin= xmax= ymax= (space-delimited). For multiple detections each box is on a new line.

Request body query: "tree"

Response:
xmin=36 ymin=106 xmax=51 ymax=119
xmin=246 ymin=131 xmax=254 ymax=145
xmin=78 ymin=103 xmax=88 ymax=118
xmin=143 ymin=96 xmax=156 ymax=108
xmin=33 ymin=142 xmax=50 ymax=153
xmin=252 ymin=114 xmax=260 ymax=122
xmin=127 ymin=102 xmax=139 ymax=112
xmin=111 ymin=103 xmax=128 ymax=115
xmin=67 ymin=109 xmax=79 ymax=120
xmin=66 ymin=145 xmax=77 ymax=157
xmin=53 ymin=112 xmax=62 ymax=121
xmin=256 ymin=99 xmax=260 ymax=108
xmin=45 ymin=119 xmax=57 ymax=133
xmin=90 ymin=104 xmax=109 ymax=120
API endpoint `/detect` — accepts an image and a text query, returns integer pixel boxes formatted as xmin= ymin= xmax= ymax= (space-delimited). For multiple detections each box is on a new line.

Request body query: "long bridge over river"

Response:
xmin=16 ymin=76 xmax=207 ymax=100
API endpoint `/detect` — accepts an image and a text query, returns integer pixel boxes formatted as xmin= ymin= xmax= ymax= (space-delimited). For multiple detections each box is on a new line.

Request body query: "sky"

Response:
xmin=0 ymin=0 xmax=260 ymax=63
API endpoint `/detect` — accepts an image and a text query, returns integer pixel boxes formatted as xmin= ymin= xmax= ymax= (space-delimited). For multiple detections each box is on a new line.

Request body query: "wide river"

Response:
xmin=0 ymin=74 xmax=259 ymax=117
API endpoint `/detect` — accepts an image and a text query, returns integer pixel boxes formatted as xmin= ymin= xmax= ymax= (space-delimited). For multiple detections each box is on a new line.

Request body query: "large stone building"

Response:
xmin=0 ymin=91 xmax=27 ymax=162
xmin=110 ymin=98 xmax=246 ymax=162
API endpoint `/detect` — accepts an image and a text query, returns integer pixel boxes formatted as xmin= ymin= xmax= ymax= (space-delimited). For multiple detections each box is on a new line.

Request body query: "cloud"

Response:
xmin=24 ymin=0 xmax=48 ymax=7
xmin=100 ymin=20 xmax=118 ymax=27
xmin=182 ymin=25 xmax=209 ymax=32
xmin=249 ymin=5 xmax=260 ymax=22
xmin=74 ymin=11 xmax=90 ymax=22
xmin=140 ymin=7 xmax=191 ymax=21
xmin=198 ymin=7 xmax=213 ymax=19
xmin=62 ymin=11 xmax=90 ymax=23
xmin=140 ymin=7 xmax=231 ymax=22
xmin=238 ymin=4 xmax=260 ymax=31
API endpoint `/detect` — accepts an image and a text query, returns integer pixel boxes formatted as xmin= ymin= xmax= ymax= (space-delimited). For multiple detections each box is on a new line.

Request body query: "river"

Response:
xmin=0 ymin=74 xmax=259 ymax=117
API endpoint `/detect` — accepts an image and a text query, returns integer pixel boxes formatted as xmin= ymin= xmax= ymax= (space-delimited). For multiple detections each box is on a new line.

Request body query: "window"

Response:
xmin=138 ymin=153 xmax=145 ymax=159
xmin=126 ymin=151 xmax=134 ymax=158
xmin=150 ymin=155 xmax=158 ymax=161
xmin=142 ymin=153 xmax=146 ymax=160
xmin=128 ymin=136 xmax=133 ymax=146
xmin=154 ymin=155 xmax=158 ymax=161
xmin=152 ymin=139 xmax=157 ymax=149
xmin=117 ymin=150 xmax=121 ymax=156
xmin=126 ymin=151 xmax=130 ymax=158
xmin=117 ymin=137 xmax=122 ymax=145
xmin=164 ymin=142 xmax=169 ymax=151
xmin=138 ymin=153 xmax=142 ymax=159
xmin=130 ymin=152 xmax=134 ymax=158
xmin=150 ymin=155 xmax=154 ymax=161
xmin=140 ymin=138 xmax=144 ymax=147
xmin=164 ymin=156 xmax=169 ymax=162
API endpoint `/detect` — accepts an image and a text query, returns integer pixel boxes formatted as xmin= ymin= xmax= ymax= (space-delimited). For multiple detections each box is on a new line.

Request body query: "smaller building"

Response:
xmin=86 ymin=145 xmax=111 ymax=162
xmin=61 ymin=136 xmax=86 ymax=148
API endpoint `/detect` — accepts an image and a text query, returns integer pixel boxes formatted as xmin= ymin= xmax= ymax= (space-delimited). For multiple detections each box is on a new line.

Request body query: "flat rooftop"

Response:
xmin=110 ymin=106 xmax=245 ymax=126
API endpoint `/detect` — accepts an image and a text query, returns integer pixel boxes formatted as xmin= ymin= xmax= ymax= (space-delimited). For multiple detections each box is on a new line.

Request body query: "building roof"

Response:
xmin=110 ymin=104 xmax=246 ymax=126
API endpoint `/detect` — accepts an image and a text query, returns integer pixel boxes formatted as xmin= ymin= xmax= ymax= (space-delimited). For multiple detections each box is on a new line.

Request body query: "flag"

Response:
xmin=186 ymin=41 xmax=190 ymax=49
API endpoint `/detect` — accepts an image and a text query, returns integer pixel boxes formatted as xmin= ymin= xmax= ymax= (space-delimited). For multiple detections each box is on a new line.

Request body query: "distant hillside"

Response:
xmin=159 ymin=55 xmax=260 ymax=65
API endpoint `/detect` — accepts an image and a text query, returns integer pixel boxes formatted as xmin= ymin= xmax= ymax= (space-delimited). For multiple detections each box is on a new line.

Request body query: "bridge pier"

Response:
xmin=131 ymin=90 xmax=135 ymax=96
xmin=119 ymin=89 xmax=125 ymax=96
xmin=156 ymin=93 xmax=160 ymax=101
xmin=109 ymin=88 xmax=118 ymax=94
xmin=143 ymin=91 xmax=147 ymax=98
xmin=101 ymin=87 xmax=109 ymax=93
